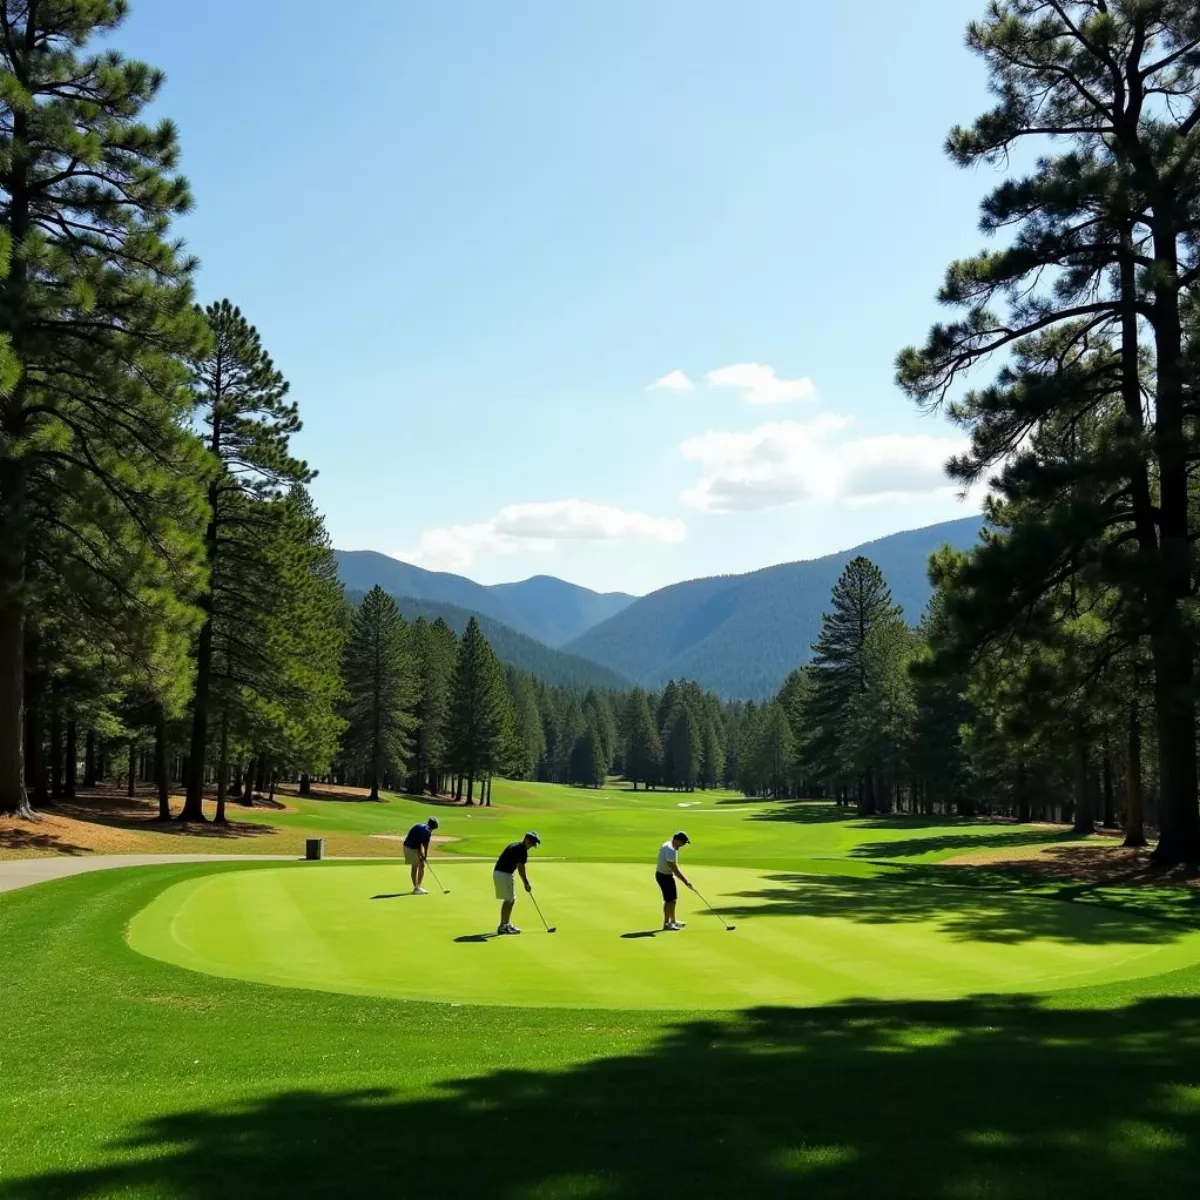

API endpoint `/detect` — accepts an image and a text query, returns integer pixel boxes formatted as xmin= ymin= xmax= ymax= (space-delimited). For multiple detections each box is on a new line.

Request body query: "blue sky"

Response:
xmin=121 ymin=0 xmax=992 ymax=596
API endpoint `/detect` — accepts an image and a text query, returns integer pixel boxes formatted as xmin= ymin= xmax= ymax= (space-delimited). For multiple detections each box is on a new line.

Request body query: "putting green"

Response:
xmin=126 ymin=862 xmax=1200 ymax=1010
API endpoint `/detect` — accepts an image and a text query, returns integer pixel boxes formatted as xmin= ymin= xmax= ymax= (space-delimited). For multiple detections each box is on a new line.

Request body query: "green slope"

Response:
xmin=346 ymin=590 xmax=631 ymax=691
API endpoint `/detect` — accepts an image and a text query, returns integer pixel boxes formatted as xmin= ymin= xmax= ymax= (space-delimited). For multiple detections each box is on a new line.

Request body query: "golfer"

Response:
xmin=656 ymin=831 xmax=691 ymax=930
xmin=494 ymin=831 xmax=541 ymax=935
xmin=403 ymin=816 xmax=440 ymax=894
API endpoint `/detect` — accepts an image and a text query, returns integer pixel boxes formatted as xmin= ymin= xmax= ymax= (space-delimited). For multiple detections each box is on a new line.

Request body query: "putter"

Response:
xmin=689 ymin=882 xmax=736 ymax=931
xmin=424 ymin=860 xmax=450 ymax=895
xmin=529 ymin=889 xmax=557 ymax=933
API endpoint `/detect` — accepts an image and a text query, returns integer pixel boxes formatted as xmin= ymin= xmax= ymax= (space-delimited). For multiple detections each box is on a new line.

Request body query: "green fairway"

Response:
xmin=7 ymin=784 xmax=1200 ymax=1199
xmin=128 ymin=861 xmax=1200 ymax=1009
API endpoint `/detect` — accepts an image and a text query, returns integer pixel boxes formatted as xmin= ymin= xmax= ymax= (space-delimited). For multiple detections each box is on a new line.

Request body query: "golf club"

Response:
xmin=529 ymin=888 xmax=557 ymax=933
xmin=424 ymin=859 xmax=450 ymax=895
xmin=688 ymin=882 xmax=736 ymax=931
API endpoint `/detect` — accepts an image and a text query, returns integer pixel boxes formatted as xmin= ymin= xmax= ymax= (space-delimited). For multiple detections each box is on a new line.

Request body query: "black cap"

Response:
xmin=525 ymin=831 xmax=542 ymax=846
xmin=674 ymin=831 xmax=690 ymax=844
xmin=427 ymin=816 xmax=439 ymax=830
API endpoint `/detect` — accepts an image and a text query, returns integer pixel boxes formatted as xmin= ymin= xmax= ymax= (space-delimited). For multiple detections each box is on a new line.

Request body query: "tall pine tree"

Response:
xmin=180 ymin=300 xmax=308 ymax=820
xmin=342 ymin=587 xmax=414 ymax=801
xmin=0 ymin=1 xmax=210 ymax=815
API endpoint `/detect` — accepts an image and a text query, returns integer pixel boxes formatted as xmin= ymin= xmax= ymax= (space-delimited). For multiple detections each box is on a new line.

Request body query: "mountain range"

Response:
xmin=335 ymin=514 xmax=986 ymax=700
xmin=335 ymin=552 xmax=634 ymax=647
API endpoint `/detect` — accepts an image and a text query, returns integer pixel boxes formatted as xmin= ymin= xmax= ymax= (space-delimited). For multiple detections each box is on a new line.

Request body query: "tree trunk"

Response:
xmin=154 ymin=707 xmax=171 ymax=820
xmin=0 ymin=505 xmax=29 ymax=815
xmin=126 ymin=740 xmax=136 ymax=798
xmin=83 ymin=729 xmax=96 ymax=788
xmin=466 ymin=774 xmax=474 ymax=805
xmin=1072 ymin=735 xmax=1093 ymax=835
xmin=49 ymin=709 xmax=63 ymax=801
xmin=65 ymin=720 xmax=77 ymax=800
xmin=24 ymin=629 xmax=47 ymax=807
xmin=1015 ymin=757 xmax=1031 ymax=823
xmin=1101 ymin=738 xmax=1115 ymax=829
xmin=232 ymin=760 xmax=242 ymax=800
xmin=1123 ymin=699 xmax=1147 ymax=849
xmin=485 ymin=774 xmax=492 ymax=806
xmin=1147 ymin=212 xmax=1200 ymax=864
xmin=299 ymin=773 xmax=311 ymax=796
xmin=214 ymin=713 xmax=230 ymax=825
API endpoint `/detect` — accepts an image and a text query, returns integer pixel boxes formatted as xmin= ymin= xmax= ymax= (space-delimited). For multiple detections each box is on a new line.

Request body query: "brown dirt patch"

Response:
xmin=0 ymin=784 xmax=396 ymax=862
xmin=942 ymin=841 xmax=1200 ymax=889
xmin=276 ymin=781 xmax=462 ymax=806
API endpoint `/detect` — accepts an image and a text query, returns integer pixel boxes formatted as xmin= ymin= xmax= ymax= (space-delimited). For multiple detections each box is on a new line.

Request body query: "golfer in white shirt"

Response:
xmin=655 ymin=831 xmax=691 ymax=930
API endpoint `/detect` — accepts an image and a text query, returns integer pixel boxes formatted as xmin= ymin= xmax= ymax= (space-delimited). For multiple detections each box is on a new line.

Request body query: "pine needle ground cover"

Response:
xmin=6 ymin=786 xmax=1200 ymax=1199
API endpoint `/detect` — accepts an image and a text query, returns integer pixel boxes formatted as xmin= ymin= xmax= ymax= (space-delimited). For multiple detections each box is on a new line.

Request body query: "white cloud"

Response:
xmin=399 ymin=500 xmax=687 ymax=572
xmin=680 ymin=419 xmax=967 ymax=514
xmin=706 ymin=362 xmax=817 ymax=406
xmin=647 ymin=369 xmax=695 ymax=393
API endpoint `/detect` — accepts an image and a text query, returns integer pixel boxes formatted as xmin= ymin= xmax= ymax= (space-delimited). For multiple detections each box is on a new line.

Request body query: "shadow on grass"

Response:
xmin=453 ymin=933 xmax=499 ymax=943
xmin=718 ymin=873 xmax=1192 ymax=945
xmin=620 ymin=930 xmax=662 ymax=939
xmin=715 ymin=798 xmax=849 ymax=824
xmin=850 ymin=828 xmax=1086 ymax=861
xmin=7 ymin=995 xmax=1200 ymax=1199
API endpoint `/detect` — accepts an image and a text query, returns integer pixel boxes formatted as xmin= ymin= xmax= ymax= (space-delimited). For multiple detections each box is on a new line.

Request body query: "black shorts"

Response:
xmin=655 ymin=871 xmax=677 ymax=903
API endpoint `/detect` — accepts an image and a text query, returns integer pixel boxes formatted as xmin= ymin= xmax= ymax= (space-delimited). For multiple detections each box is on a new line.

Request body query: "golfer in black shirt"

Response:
xmin=493 ymin=831 xmax=541 ymax=935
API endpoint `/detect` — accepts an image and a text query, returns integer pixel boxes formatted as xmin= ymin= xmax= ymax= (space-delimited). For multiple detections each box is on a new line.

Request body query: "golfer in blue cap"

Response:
xmin=493 ymin=831 xmax=541 ymax=934
xmin=403 ymin=816 xmax=440 ymax=894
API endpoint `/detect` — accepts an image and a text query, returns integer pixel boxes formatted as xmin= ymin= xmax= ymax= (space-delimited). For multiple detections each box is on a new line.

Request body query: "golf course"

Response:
xmin=6 ymin=780 xmax=1200 ymax=1199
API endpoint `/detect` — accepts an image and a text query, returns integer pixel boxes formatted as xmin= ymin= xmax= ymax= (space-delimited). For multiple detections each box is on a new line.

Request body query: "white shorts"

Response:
xmin=493 ymin=870 xmax=516 ymax=902
xmin=404 ymin=846 xmax=422 ymax=867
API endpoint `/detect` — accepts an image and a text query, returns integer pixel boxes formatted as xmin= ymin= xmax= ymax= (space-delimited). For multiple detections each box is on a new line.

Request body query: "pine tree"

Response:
xmin=0 ymin=2 xmax=211 ymax=815
xmin=571 ymin=723 xmax=607 ymax=788
xmin=447 ymin=617 xmax=506 ymax=804
xmin=664 ymin=701 xmax=702 ymax=792
xmin=807 ymin=557 xmax=902 ymax=813
xmin=507 ymin=670 xmax=546 ymax=780
xmin=700 ymin=718 xmax=725 ymax=790
xmin=622 ymin=689 xmax=662 ymax=790
xmin=180 ymin=300 xmax=309 ymax=820
xmin=897 ymin=2 xmax=1200 ymax=861
xmin=342 ymin=587 xmax=414 ymax=800
xmin=841 ymin=615 xmax=917 ymax=813
xmin=409 ymin=617 xmax=456 ymax=794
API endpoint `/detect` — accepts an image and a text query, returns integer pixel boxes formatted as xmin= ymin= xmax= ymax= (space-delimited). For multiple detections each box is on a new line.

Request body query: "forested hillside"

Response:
xmin=567 ymin=517 xmax=985 ymax=697
xmin=335 ymin=551 xmax=633 ymax=646
xmin=346 ymin=592 xmax=632 ymax=692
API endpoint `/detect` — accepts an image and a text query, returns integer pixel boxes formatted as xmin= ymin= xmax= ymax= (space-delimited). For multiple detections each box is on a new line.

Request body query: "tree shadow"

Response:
xmin=715 ymin=799 xmax=850 ymax=824
xmin=718 ymin=873 xmax=1194 ymax=945
xmin=850 ymin=828 xmax=1085 ymax=860
xmin=7 ymin=994 xmax=1200 ymax=1199
xmin=0 ymin=826 xmax=93 ymax=856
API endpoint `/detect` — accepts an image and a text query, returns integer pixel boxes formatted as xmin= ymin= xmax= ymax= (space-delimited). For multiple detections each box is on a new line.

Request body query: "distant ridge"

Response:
xmin=565 ymin=515 xmax=986 ymax=699
xmin=334 ymin=551 xmax=634 ymax=647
